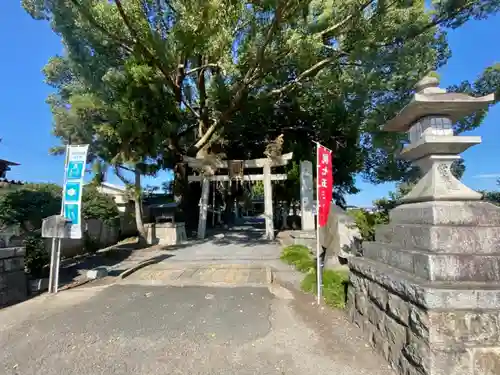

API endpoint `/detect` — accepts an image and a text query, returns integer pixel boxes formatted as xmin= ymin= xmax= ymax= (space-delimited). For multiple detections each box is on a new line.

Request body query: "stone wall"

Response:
xmin=43 ymin=218 xmax=119 ymax=258
xmin=347 ymin=201 xmax=500 ymax=375
xmin=0 ymin=247 xmax=27 ymax=307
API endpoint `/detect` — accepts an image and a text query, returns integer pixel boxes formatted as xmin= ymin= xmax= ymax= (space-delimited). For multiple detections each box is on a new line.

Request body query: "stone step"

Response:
xmin=121 ymin=264 xmax=272 ymax=286
xmin=375 ymin=223 xmax=500 ymax=254
xmin=389 ymin=200 xmax=500 ymax=226
xmin=364 ymin=242 xmax=500 ymax=282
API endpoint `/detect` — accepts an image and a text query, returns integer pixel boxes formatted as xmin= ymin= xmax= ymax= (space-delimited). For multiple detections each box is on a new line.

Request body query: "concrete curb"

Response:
xmin=265 ymin=267 xmax=274 ymax=284
xmin=118 ymin=279 xmax=270 ymax=288
xmin=118 ymin=258 xmax=160 ymax=279
xmin=59 ymin=278 xmax=91 ymax=291
xmin=270 ymin=269 xmax=299 ymax=291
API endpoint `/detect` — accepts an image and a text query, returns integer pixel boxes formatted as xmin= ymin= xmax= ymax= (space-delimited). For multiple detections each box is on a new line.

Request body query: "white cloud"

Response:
xmin=472 ymin=174 xmax=500 ymax=179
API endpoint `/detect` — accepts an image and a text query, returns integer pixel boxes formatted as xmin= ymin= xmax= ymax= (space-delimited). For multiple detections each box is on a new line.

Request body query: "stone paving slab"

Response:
xmin=121 ymin=264 xmax=271 ymax=286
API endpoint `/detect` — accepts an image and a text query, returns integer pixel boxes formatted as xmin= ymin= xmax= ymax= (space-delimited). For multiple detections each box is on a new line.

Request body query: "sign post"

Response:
xmin=47 ymin=144 xmax=89 ymax=294
xmin=315 ymin=142 xmax=333 ymax=304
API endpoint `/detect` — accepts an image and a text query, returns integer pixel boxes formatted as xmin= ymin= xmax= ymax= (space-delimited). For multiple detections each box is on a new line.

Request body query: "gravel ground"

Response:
xmin=0 ymin=284 xmax=394 ymax=375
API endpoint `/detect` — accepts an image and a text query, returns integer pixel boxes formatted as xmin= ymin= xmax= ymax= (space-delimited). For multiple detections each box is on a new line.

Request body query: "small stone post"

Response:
xmin=300 ymin=161 xmax=315 ymax=231
xmin=263 ymin=162 xmax=274 ymax=240
xmin=347 ymin=76 xmax=498 ymax=375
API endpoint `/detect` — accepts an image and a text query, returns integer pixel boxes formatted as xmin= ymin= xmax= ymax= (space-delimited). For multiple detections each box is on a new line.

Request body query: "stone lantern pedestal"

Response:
xmin=347 ymin=76 xmax=498 ymax=375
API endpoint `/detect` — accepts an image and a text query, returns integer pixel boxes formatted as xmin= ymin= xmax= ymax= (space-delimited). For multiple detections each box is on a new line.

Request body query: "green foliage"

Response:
xmin=447 ymin=63 xmax=500 ymax=134
xmin=280 ymin=245 xmax=315 ymax=273
xmin=301 ymin=269 xmax=349 ymax=309
xmin=280 ymin=244 xmax=348 ymax=308
xmin=481 ymin=190 xmax=500 ymax=205
xmin=23 ymin=234 xmax=50 ymax=278
xmin=0 ymin=183 xmax=61 ymax=232
xmin=22 ymin=0 xmax=500 ymax=210
xmin=251 ymin=181 xmax=265 ymax=199
xmin=348 ymin=208 xmax=387 ymax=242
xmin=0 ymin=183 xmax=120 ymax=232
xmin=81 ymin=187 xmax=120 ymax=227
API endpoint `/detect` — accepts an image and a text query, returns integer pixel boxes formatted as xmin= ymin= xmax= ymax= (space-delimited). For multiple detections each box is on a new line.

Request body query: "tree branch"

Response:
xmin=182 ymin=98 xmax=200 ymax=119
xmin=114 ymin=0 xmax=177 ymax=90
xmin=320 ymin=0 xmax=375 ymax=39
xmin=190 ymin=1 xmax=287 ymax=153
xmin=375 ymin=0 xmax=477 ymax=50
xmin=114 ymin=164 xmax=133 ymax=185
xmin=191 ymin=120 xmax=220 ymax=152
xmin=68 ymin=0 xmax=135 ymax=54
xmin=269 ymin=56 xmax=340 ymax=97
xmin=176 ymin=123 xmax=198 ymax=137
xmin=185 ymin=63 xmax=220 ymax=76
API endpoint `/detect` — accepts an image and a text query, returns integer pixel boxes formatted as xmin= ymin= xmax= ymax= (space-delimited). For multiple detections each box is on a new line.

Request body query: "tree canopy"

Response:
xmin=23 ymin=0 xmax=500 ymax=209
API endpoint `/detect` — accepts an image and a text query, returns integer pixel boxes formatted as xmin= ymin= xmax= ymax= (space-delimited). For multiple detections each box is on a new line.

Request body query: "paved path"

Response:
xmin=89 ymin=226 xmax=304 ymax=288
xmin=0 ymin=284 xmax=394 ymax=375
xmin=126 ymin=226 xmax=305 ymax=287
xmin=0 ymin=225 xmax=395 ymax=374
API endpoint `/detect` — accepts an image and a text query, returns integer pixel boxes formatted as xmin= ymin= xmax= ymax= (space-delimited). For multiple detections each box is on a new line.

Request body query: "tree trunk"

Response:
xmin=133 ymin=169 xmax=147 ymax=245
xmin=173 ymin=160 xmax=188 ymax=221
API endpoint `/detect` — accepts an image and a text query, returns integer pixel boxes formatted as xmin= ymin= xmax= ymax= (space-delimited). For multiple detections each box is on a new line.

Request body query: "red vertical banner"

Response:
xmin=317 ymin=144 xmax=333 ymax=227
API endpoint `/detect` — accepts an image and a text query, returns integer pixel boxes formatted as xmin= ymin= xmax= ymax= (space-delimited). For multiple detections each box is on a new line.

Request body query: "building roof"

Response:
xmin=94 ymin=182 xmax=127 ymax=193
xmin=0 ymin=159 xmax=20 ymax=166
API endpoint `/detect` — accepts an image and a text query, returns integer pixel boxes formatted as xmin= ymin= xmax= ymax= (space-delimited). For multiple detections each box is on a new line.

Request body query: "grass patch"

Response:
xmin=280 ymin=245 xmax=315 ymax=273
xmin=301 ymin=269 xmax=349 ymax=308
xmin=281 ymin=244 xmax=349 ymax=308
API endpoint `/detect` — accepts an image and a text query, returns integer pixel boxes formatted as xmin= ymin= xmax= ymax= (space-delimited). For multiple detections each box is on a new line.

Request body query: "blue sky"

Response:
xmin=1 ymin=3 xmax=498 ymax=206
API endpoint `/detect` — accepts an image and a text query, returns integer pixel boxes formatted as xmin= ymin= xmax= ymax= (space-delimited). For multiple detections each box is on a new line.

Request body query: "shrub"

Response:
xmin=81 ymin=187 xmax=120 ymax=228
xmin=0 ymin=183 xmax=121 ymax=276
xmin=23 ymin=234 xmax=50 ymax=279
xmin=0 ymin=184 xmax=61 ymax=231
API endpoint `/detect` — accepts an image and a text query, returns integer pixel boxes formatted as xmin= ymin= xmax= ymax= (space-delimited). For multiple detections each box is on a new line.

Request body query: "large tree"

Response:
xmin=23 ymin=0 xmax=499 ymax=218
xmin=42 ymin=53 xmax=180 ymax=240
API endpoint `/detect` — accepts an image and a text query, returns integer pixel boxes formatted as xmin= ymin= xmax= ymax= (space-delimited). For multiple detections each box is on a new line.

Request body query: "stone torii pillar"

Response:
xmin=197 ymin=176 xmax=210 ymax=239
xmin=347 ymin=75 xmax=497 ymax=375
xmin=263 ymin=161 xmax=274 ymax=240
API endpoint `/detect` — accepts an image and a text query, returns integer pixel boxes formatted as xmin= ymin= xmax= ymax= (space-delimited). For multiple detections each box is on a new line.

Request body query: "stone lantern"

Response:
xmin=383 ymin=75 xmax=494 ymax=202
xmin=347 ymin=75 xmax=499 ymax=375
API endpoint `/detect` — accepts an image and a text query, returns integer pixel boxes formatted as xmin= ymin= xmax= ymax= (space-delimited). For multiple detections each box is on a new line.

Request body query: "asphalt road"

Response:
xmin=0 ymin=284 xmax=394 ymax=375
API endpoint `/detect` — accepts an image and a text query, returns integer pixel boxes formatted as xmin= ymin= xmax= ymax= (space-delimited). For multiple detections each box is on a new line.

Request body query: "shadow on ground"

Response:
xmin=57 ymin=242 xmax=163 ymax=286
xmin=205 ymin=224 xmax=279 ymax=248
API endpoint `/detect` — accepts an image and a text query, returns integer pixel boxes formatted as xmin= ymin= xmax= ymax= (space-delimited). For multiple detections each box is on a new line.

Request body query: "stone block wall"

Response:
xmin=348 ymin=259 xmax=500 ymax=375
xmin=348 ymin=201 xmax=500 ymax=375
xmin=0 ymin=247 xmax=27 ymax=307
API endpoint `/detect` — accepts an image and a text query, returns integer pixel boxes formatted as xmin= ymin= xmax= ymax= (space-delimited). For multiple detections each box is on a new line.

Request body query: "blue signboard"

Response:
xmin=64 ymin=204 xmax=80 ymax=225
xmin=64 ymin=181 xmax=81 ymax=202
xmin=62 ymin=145 xmax=89 ymax=239
xmin=66 ymin=161 xmax=85 ymax=180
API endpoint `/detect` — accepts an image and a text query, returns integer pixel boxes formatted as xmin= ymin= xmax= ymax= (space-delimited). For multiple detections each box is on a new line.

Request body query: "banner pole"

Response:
xmin=316 ymin=143 xmax=322 ymax=305
xmin=54 ymin=144 xmax=70 ymax=294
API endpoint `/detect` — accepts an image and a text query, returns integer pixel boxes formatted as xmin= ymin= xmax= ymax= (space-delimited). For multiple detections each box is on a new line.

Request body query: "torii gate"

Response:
xmin=183 ymin=152 xmax=293 ymax=240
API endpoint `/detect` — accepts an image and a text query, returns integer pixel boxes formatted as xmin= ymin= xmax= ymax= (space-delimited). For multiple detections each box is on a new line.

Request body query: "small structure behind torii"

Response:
xmin=183 ymin=152 xmax=293 ymax=240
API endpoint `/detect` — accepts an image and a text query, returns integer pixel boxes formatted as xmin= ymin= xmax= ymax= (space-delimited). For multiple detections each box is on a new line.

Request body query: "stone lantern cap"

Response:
xmin=383 ymin=75 xmax=495 ymax=132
